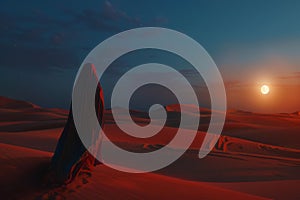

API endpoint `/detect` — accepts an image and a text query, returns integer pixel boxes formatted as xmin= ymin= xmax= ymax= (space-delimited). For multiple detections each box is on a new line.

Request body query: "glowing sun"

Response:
xmin=261 ymin=85 xmax=270 ymax=95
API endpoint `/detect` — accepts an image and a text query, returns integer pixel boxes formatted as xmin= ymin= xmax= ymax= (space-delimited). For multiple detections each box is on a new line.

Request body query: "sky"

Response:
xmin=0 ymin=0 xmax=299 ymax=113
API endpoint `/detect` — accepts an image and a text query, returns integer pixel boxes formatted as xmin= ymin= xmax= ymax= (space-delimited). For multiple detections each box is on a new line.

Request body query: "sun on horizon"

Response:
xmin=260 ymin=84 xmax=270 ymax=95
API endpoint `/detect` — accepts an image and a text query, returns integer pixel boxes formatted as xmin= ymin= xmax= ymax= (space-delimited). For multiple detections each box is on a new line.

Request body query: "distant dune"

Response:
xmin=0 ymin=96 xmax=67 ymax=132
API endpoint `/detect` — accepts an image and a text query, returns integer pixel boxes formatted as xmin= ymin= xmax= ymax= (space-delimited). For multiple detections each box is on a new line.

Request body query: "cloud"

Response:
xmin=28 ymin=9 xmax=69 ymax=27
xmin=224 ymin=80 xmax=243 ymax=88
xmin=0 ymin=11 xmax=67 ymax=46
xmin=71 ymin=8 xmax=122 ymax=32
xmin=0 ymin=1 xmax=168 ymax=71
xmin=276 ymin=72 xmax=300 ymax=80
xmin=102 ymin=0 xmax=141 ymax=25
xmin=150 ymin=16 xmax=169 ymax=26
xmin=65 ymin=1 xmax=167 ymax=32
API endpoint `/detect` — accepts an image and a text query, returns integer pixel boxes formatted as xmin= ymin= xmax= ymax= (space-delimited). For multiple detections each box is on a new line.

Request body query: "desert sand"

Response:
xmin=0 ymin=96 xmax=300 ymax=199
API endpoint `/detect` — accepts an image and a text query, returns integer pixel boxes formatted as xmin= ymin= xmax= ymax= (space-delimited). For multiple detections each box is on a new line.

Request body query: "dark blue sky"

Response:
xmin=1 ymin=0 xmax=299 ymax=112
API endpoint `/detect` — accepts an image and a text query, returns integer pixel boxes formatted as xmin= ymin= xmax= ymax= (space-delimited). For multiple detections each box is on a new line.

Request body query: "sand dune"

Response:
xmin=63 ymin=165 xmax=267 ymax=200
xmin=0 ymin=128 xmax=63 ymax=152
xmin=213 ymin=180 xmax=300 ymax=200
xmin=1 ymin=98 xmax=300 ymax=199
xmin=0 ymin=143 xmax=51 ymax=199
xmin=0 ymin=96 xmax=67 ymax=132
xmin=0 ymin=143 xmax=267 ymax=200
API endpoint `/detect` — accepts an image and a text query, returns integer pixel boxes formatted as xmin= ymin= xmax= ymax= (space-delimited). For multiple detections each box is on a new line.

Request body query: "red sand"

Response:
xmin=0 ymin=97 xmax=300 ymax=199
xmin=0 ymin=143 xmax=266 ymax=200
